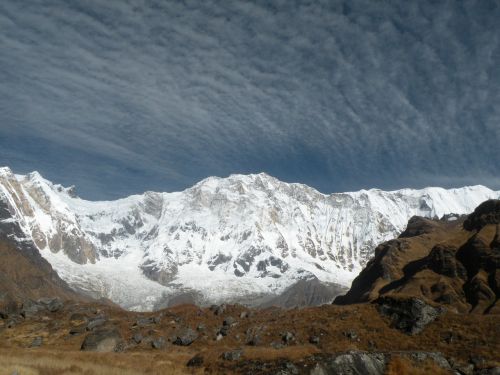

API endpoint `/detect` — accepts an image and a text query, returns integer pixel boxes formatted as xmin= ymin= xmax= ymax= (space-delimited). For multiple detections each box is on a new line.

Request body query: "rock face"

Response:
xmin=1 ymin=166 xmax=498 ymax=310
xmin=335 ymin=200 xmax=500 ymax=314
xmin=376 ymin=297 xmax=444 ymax=335
xmin=309 ymin=351 xmax=451 ymax=375
xmin=81 ymin=328 xmax=123 ymax=352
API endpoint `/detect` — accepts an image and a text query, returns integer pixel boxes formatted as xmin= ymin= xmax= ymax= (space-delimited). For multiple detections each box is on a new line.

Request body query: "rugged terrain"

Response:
xmin=1 ymin=200 xmax=499 ymax=374
xmin=1 ymin=166 xmax=498 ymax=310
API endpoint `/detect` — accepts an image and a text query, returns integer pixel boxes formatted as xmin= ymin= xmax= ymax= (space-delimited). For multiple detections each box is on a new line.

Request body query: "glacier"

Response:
xmin=0 ymin=166 xmax=498 ymax=311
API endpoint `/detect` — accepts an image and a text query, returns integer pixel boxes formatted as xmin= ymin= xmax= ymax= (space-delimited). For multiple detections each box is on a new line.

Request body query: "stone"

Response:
xmin=81 ymin=328 xmax=123 ymax=352
xmin=240 ymin=311 xmax=248 ymax=319
xmin=186 ymin=354 xmax=204 ymax=367
xmin=246 ymin=334 xmax=261 ymax=346
xmin=173 ymin=328 xmax=198 ymax=346
xmin=132 ymin=333 xmax=143 ymax=344
xmin=29 ymin=336 xmax=43 ymax=348
xmin=343 ymin=329 xmax=358 ymax=340
xmin=86 ymin=317 xmax=107 ymax=331
xmin=282 ymin=331 xmax=295 ymax=344
xmin=152 ymin=337 xmax=165 ymax=349
xmin=222 ymin=349 xmax=243 ymax=361
xmin=21 ymin=300 xmax=44 ymax=318
xmin=210 ymin=304 xmax=226 ymax=316
xmin=38 ymin=298 xmax=64 ymax=313
xmin=196 ymin=323 xmax=205 ymax=332
xmin=376 ymin=296 xmax=444 ymax=335
xmin=218 ymin=325 xmax=230 ymax=336
xmin=309 ymin=335 xmax=320 ymax=344
xmin=223 ymin=316 xmax=235 ymax=326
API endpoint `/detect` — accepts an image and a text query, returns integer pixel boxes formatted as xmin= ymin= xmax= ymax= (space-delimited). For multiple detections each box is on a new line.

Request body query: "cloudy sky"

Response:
xmin=1 ymin=0 xmax=499 ymax=199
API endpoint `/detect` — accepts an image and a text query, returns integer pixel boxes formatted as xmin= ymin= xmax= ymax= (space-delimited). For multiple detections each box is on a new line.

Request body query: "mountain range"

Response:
xmin=1 ymin=166 xmax=498 ymax=311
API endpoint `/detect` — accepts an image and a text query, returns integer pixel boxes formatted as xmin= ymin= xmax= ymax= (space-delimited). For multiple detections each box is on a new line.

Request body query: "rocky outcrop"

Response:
xmin=81 ymin=328 xmax=123 ymax=352
xmin=375 ymin=297 xmax=445 ymax=335
xmin=464 ymin=200 xmax=500 ymax=231
xmin=335 ymin=202 xmax=500 ymax=314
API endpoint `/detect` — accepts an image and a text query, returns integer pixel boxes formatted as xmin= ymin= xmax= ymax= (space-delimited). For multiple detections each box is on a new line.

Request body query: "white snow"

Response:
xmin=1 ymin=167 xmax=499 ymax=310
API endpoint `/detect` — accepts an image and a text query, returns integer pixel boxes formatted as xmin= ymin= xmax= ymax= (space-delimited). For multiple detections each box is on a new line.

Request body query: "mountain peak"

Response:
xmin=0 ymin=166 xmax=499 ymax=310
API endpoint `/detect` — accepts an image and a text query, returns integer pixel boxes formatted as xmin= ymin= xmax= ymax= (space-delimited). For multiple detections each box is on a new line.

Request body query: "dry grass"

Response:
xmin=386 ymin=357 xmax=451 ymax=375
xmin=0 ymin=349 xmax=201 ymax=375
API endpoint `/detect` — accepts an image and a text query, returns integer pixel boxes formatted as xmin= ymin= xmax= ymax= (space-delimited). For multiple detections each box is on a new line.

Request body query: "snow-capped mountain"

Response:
xmin=0 ymin=166 xmax=498 ymax=311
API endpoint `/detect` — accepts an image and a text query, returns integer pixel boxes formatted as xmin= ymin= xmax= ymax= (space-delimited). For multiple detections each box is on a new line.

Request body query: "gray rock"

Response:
xmin=309 ymin=335 xmax=320 ymax=344
xmin=282 ymin=331 xmax=295 ymax=344
xmin=173 ymin=327 xmax=198 ymax=346
xmin=132 ymin=333 xmax=143 ymax=344
xmin=246 ymin=334 xmax=261 ymax=346
xmin=271 ymin=341 xmax=285 ymax=349
xmin=210 ymin=304 xmax=226 ymax=316
xmin=186 ymin=354 xmax=204 ymax=367
xmin=310 ymin=351 xmax=451 ymax=375
xmin=343 ymin=329 xmax=358 ymax=340
xmin=222 ymin=349 xmax=243 ymax=361
xmin=218 ymin=325 xmax=230 ymax=336
xmin=475 ymin=368 xmax=500 ymax=375
xmin=223 ymin=316 xmax=235 ymax=326
xmin=29 ymin=336 xmax=43 ymax=348
xmin=240 ymin=311 xmax=248 ymax=319
xmin=376 ymin=296 xmax=445 ymax=335
xmin=21 ymin=300 xmax=44 ymax=318
xmin=86 ymin=317 xmax=107 ymax=331
xmin=39 ymin=298 xmax=63 ymax=313
xmin=81 ymin=328 xmax=123 ymax=352
xmin=152 ymin=337 xmax=165 ymax=349
xmin=196 ymin=323 xmax=205 ymax=332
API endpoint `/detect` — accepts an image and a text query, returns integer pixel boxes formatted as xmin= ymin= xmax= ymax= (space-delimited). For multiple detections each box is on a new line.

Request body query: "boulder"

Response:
xmin=86 ymin=317 xmax=107 ymax=331
xmin=173 ymin=327 xmax=198 ymax=346
xmin=29 ymin=336 xmax=43 ymax=348
xmin=151 ymin=337 xmax=165 ymax=349
xmin=186 ymin=354 xmax=204 ymax=367
xmin=376 ymin=296 xmax=444 ymax=335
xmin=81 ymin=328 xmax=123 ymax=352
xmin=222 ymin=349 xmax=243 ymax=361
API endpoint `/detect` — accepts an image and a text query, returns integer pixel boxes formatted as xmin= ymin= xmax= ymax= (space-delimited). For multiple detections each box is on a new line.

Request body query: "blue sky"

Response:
xmin=1 ymin=0 xmax=499 ymax=199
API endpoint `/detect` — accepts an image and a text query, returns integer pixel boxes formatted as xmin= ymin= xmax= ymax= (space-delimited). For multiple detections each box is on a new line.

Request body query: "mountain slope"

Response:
xmin=1 ymin=166 xmax=498 ymax=310
xmin=334 ymin=200 xmax=500 ymax=314
xmin=0 ymin=197 xmax=88 ymax=311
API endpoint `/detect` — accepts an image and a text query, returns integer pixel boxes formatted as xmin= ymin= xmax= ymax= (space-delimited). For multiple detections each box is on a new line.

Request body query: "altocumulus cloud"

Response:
xmin=0 ymin=0 xmax=499 ymax=199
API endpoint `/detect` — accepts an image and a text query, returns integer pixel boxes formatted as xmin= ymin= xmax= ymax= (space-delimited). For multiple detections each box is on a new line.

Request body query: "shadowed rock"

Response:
xmin=81 ymin=328 xmax=123 ymax=352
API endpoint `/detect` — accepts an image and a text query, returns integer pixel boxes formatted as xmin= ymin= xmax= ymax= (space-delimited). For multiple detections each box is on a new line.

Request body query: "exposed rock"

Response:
xmin=186 ymin=354 xmax=204 ymax=367
xmin=399 ymin=216 xmax=441 ymax=238
xmin=376 ymin=297 xmax=444 ymax=335
xmin=282 ymin=331 xmax=295 ymax=344
xmin=464 ymin=200 xmax=500 ymax=231
xmin=310 ymin=351 xmax=451 ymax=375
xmin=173 ymin=327 xmax=198 ymax=346
xmin=86 ymin=317 xmax=107 ymax=331
xmin=222 ymin=349 xmax=243 ymax=361
xmin=428 ymin=245 xmax=467 ymax=278
xmin=132 ymin=333 xmax=143 ymax=344
xmin=81 ymin=328 xmax=123 ymax=352
xmin=151 ymin=337 xmax=165 ymax=349
xmin=309 ymin=335 xmax=320 ymax=344
xmin=210 ymin=304 xmax=226 ymax=316
xmin=223 ymin=316 xmax=235 ymax=326
xmin=29 ymin=336 xmax=43 ymax=348
xmin=343 ymin=329 xmax=359 ymax=341
xmin=218 ymin=325 xmax=230 ymax=336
